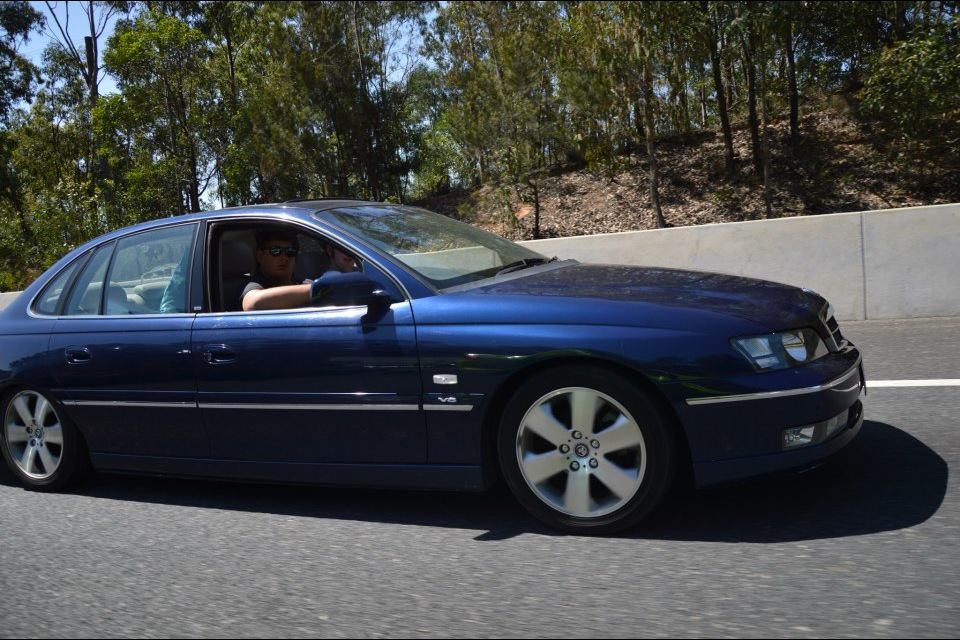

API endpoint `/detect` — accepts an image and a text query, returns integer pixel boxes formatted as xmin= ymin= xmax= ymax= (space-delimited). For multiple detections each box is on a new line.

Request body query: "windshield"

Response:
xmin=318 ymin=205 xmax=548 ymax=288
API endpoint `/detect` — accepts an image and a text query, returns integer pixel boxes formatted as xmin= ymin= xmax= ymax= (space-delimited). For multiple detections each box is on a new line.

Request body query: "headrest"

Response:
xmin=222 ymin=240 xmax=255 ymax=279
xmin=105 ymin=284 xmax=128 ymax=314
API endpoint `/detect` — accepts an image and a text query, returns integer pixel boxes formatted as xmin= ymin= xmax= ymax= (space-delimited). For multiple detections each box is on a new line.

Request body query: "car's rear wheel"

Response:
xmin=1 ymin=388 xmax=87 ymax=491
xmin=498 ymin=365 xmax=677 ymax=534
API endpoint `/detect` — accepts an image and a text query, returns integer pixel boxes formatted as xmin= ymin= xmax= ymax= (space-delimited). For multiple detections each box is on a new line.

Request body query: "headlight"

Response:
xmin=732 ymin=328 xmax=829 ymax=371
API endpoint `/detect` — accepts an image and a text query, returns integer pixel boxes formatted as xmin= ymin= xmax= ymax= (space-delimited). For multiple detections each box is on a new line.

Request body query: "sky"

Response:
xmin=23 ymin=1 xmax=120 ymax=97
xmin=22 ymin=2 xmax=429 ymax=99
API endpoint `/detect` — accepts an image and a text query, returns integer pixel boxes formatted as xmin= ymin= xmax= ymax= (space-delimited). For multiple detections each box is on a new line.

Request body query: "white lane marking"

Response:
xmin=867 ymin=379 xmax=960 ymax=388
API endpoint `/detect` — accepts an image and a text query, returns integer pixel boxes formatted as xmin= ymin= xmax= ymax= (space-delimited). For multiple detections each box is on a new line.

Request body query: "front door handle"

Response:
xmin=64 ymin=347 xmax=91 ymax=364
xmin=201 ymin=344 xmax=237 ymax=364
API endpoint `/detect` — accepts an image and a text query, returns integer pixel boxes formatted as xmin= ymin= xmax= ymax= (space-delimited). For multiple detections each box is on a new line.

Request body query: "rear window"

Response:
xmin=63 ymin=244 xmax=114 ymax=316
xmin=104 ymin=224 xmax=196 ymax=314
xmin=33 ymin=258 xmax=85 ymax=315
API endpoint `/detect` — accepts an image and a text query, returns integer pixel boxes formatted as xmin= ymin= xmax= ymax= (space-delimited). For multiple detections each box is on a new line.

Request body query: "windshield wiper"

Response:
xmin=495 ymin=256 xmax=558 ymax=276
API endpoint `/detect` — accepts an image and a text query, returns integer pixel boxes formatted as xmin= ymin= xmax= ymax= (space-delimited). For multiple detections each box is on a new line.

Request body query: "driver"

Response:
xmin=240 ymin=229 xmax=361 ymax=312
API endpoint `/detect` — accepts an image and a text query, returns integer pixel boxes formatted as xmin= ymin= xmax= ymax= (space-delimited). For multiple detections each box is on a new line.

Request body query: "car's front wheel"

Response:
xmin=1 ymin=388 xmax=87 ymax=491
xmin=498 ymin=365 xmax=677 ymax=534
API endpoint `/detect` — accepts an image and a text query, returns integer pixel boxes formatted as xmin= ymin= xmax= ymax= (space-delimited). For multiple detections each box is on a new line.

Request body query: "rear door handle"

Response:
xmin=64 ymin=347 xmax=91 ymax=364
xmin=201 ymin=344 xmax=237 ymax=364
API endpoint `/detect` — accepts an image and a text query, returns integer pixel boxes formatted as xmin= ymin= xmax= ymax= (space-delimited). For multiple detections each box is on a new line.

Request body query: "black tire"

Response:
xmin=498 ymin=365 xmax=677 ymax=534
xmin=0 ymin=387 xmax=89 ymax=491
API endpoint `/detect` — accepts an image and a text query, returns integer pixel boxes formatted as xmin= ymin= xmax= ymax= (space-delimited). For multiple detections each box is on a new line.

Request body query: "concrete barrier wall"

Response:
xmin=397 ymin=245 xmax=500 ymax=281
xmin=0 ymin=291 xmax=18 ymax=310
xmin=2 ymin=203 xmax=957 ymax=319
xmin=519 ymin=203 xmax=960 ymax=321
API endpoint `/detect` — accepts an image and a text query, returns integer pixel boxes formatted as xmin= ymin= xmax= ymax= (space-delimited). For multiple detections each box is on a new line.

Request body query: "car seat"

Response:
xmin=221 ymin=236 xmax=256 ymax=312
xmin=105 ymin=284 xmax=130 ymax=315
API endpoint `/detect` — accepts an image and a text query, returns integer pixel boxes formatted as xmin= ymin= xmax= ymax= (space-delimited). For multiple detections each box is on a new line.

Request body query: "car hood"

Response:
xmin=467 ymin=263 xmax=826 ymax=331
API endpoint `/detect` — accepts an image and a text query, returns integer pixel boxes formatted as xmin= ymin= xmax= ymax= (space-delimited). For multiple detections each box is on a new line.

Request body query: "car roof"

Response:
xmin=79 ymin=199 xmax=391 ymax=246
xmin=5 ymin=199 xmax=428 ymax=314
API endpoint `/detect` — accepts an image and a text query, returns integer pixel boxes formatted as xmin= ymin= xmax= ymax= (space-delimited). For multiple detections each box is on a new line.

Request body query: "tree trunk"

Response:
xmin=83 ymin=33 xmax=104 ymax=213
xmin=189 ymin=145 xmax=201 ymax=213
xmin=634 ymin=96 xmax=645 ymax=140
xmin=699 ymin=61 xmax=708 ymax=128
xmin=760 ymin=57 xmax=772 ymax=218
xmin=742 ymin=32 xmax=762 ymax=178
xmin=677 ymin=58 xmax=690 ymax=135
xmin=84 ymin=36 xmax=98 ymax=106
xmin=721 ymin=28 xmax=735 ymax=108
xmin=725 ymin=59 xmax=735 ymax=108
xmin=894 ymin=0 xmax=908 ymax=38
xmin=352 ymin=1 xmax=381 ymax=201
xmin=643 ymin=56 xmax=665 ymax=229
xmin=526 ymin=175 xmax=541 ymax=240
xmin=784 ymin=20 xmax=799 ymax=149
xmin=224 ymin=24 xmax=238 ymax=106
xmin=701 ymin=1 xmax=734 ymax=173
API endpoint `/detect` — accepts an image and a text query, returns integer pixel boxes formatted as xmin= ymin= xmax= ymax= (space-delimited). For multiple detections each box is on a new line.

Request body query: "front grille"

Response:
xmin=819 ymin=302 xmax=844 ymax=351
xmin=826 ymin=315 xmax=844 ymax=346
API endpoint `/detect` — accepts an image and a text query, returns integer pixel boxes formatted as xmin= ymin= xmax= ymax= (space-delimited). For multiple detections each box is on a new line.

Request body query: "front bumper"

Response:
xmin=692 ymin=398 xmax=864 ymax=486
xmin=666 ymin=345 xmax=866 ymax=486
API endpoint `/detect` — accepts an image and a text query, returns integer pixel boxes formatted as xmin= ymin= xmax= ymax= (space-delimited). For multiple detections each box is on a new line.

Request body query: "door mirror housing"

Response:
xmin=311 ymin=271 xmax=392 ymax=308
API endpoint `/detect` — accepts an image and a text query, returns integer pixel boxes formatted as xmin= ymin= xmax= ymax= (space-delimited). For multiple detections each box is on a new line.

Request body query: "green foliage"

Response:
xmin=0 ymin=0 xmax=958 ymax=287
xmin=863 ymin=18 xmax=960 ymax=154
xmin=0 ymin=0 xmax=42 ymax=123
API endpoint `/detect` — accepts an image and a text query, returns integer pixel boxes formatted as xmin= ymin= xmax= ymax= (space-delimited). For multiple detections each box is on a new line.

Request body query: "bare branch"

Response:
xmin=95 ymin=5 xmax=120 ymax=39
xmin=199 ymin=163 xmax=218 ymax=195
xmin=43 ymin=1 xmax=85 ymax=69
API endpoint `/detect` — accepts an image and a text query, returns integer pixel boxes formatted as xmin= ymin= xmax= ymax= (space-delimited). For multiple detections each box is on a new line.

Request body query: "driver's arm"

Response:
xmin=241 ymin=284 xmax=311 ymax=311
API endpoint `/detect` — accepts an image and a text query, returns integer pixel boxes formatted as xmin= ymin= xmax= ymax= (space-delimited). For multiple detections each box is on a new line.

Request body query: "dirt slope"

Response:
xmin=415 ymin=110 xmax=959 ymax=240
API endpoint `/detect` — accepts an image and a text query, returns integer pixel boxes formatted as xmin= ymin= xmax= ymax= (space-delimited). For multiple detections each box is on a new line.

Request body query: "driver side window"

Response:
xmin=211 ymin=223 xmax=398 ymax=313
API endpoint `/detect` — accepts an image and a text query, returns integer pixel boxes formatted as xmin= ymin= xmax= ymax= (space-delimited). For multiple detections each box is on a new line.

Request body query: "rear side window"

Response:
xmin=104 ymin=224 xmax=196 ymax=315
xmin=33 ymin=258 xmax=84 ymax=315
xmin=64 ymin=244 xmax=114 ymax=316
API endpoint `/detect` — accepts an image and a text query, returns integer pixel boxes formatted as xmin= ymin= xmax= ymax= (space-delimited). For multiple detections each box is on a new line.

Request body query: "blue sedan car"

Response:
xmin=0 ymin=200 xmax=864 ymax=533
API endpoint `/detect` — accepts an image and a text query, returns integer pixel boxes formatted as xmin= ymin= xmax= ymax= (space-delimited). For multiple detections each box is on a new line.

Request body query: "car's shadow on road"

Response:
xmin=0 ymin=420 xmax=947 ymax=542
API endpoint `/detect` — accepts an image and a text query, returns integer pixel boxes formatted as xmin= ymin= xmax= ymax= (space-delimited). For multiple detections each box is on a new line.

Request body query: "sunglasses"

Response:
xmin=263 ymin=246 xmax=298 ymax=257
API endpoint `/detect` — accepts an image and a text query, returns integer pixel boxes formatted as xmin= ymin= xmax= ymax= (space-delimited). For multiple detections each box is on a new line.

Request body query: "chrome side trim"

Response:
xmin=52 ymin=313 xmax=197 ymax=320
xmin=832 ymin=382 xmax=862 ymax=393
xmin=62 ymin=400 xmax=196 ymax=409
xmin=423 ymin=404 xmax=475 ymax=412
xmin=198 ymin=403 xmax=420 ymax=411
xmin=685 ymin=361 xmax=862 ymax=406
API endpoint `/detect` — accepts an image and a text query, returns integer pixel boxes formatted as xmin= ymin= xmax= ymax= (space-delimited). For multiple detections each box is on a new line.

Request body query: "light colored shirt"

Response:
xmin=240 ymin=279 xmax=312 ymax=305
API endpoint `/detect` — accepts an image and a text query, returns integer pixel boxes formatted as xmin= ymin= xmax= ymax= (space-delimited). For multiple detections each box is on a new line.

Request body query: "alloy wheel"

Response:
xmin=4 ymin=391 xmax=64 ymax=480
xmin=515 ymin=387 xmax=647 ymax=518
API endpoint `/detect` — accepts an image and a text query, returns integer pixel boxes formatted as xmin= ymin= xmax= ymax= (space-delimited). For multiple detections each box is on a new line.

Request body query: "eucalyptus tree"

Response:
xmin=0 ymin=1 xmax=42 ymax=123
xmin=0 ymin=0 xmax=44 ymax=288
xmin=199 ymin=0 xmax=260 ymax=206
xmin=101 ymin=3 xmax=216 ymax=216
xmin=700 ymin=0 xmax=735 ymax=173
xmin=864 ymin=15 xmax=960 ymax=182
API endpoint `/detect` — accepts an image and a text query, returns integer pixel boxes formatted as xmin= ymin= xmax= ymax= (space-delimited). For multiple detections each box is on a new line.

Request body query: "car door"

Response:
xmin=48 ymin=223 xmax=208 ymax=458
xmin=193 ymin=223 xmax=426 ymax=464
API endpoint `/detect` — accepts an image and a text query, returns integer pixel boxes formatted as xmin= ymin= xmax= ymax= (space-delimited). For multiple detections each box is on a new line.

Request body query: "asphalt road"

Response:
xmin=1 ymin=317 xmax=957 ymax=638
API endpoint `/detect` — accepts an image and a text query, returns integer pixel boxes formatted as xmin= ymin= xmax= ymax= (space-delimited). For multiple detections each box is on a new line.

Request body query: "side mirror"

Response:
xmin=312 ymin=271 xmax=392 ymax=308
